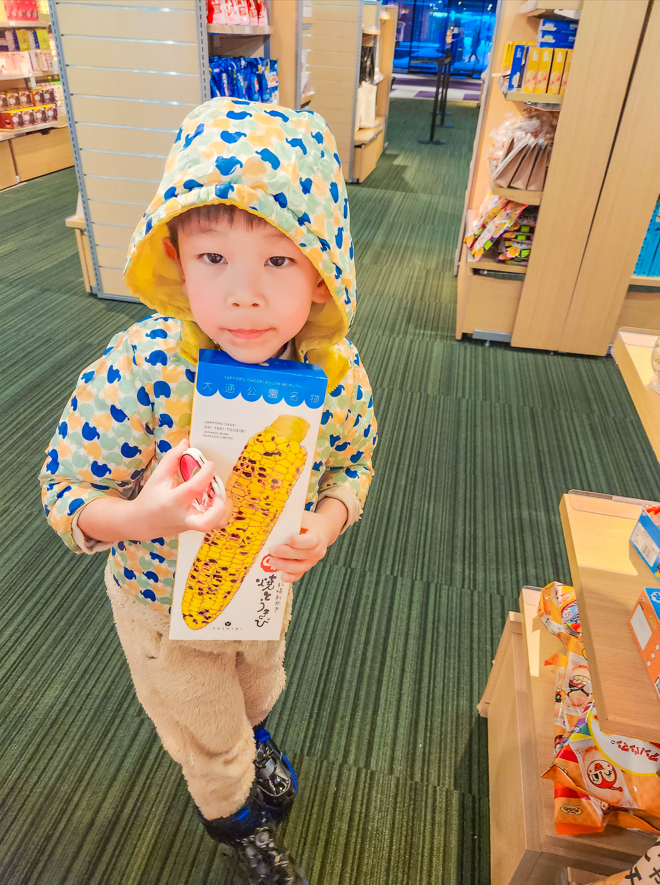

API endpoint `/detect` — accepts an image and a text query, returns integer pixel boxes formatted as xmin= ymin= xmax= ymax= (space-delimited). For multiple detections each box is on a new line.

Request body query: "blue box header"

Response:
xmin=196 ymin=349 xmax=328 ymax=408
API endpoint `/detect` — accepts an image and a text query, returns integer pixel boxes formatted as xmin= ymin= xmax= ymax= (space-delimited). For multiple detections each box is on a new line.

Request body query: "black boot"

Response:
xmin=253 ymin=724 xmax=298 ymax=824
xmin=198 ymin=787 xmax=307 ymax=885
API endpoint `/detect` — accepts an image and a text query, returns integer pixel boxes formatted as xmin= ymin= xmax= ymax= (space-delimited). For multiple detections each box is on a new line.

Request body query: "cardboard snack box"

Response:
xmin=535 ymin=47 xmax=554 ymax=94
xmin=170 ymin=350 xmax=328 ymax=642
xmin=560 ymin=49 xmax=573 ymax=94
xmin=508 ymin=43 xmax=529 ymax=91
xmin=629 ymin=588 xmax=660 ymax=701
xmin=522 ymin=47 xmax=542 ymax=93
xmin=630 ymin=504 xmax=660 ymax=581
xmin=548 ymin=48 xmax=567 ymax=94
xmin=0 ymin=109 xmax=24 ymax=128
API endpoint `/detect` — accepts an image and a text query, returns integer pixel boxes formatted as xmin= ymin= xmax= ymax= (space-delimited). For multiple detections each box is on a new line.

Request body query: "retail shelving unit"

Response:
xmin=51 ymin=0 xmax=312 ymax=301
xmin=613 ymin=329 xmax=660 ymax=463
xmin=559 ymin=491 xmax=660 ymax=743
xmin=0 ymin=11 xmax=74 ymax=189
xmin=480 ymin=587 xmax=655 ymax=885
xmin=304 ymin=0 xmax=398 ymax=181
xmin=456 ymin=0 xmax=658 ymax=353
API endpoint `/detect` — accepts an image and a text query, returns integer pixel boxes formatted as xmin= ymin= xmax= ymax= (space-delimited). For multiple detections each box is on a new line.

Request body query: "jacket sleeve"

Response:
xmin=316 ymin=357 xmax=377 ymax=530
xmin=39 ymin=327 xmax=157 ymax=554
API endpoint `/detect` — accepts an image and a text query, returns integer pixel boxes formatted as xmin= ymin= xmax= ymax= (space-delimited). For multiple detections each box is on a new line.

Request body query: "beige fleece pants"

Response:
xmin=105 ymin=564 xmax=292 ymax=819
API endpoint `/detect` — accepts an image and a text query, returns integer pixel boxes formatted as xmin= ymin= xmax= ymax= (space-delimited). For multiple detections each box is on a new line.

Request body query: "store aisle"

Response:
xmin=2 ymin=99 xmax=660 ymax=885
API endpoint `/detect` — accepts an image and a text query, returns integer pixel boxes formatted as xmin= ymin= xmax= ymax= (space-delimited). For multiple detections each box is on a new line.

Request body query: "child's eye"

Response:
xmin=266 ymin=256 xmax=291 ymax=268
xmin=202 ymin=253 xmax=226 ymax=265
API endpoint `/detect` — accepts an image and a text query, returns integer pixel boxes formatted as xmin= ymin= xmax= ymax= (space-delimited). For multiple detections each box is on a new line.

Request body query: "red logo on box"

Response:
xmin=260 ymin=555 xmax=278 ymax=573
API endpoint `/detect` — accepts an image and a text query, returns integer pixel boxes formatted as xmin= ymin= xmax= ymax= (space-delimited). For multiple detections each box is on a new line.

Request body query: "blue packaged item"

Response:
xmin=538 ymin=18 xmax=578 ymax=33
xmin=634 ymin=201 xmax=660 ymax=277
xmin=267 ymin=58 xmax=278 ymax=103
xmin=630 ymin=506 xmax=660 ymax=582
xmin=508 ymin=44 xmax=528 ymax=91
xmin=246 ymin=58 xmax=262 ymax=102
xmin=538 ymin=32 xmax=576 ymax=48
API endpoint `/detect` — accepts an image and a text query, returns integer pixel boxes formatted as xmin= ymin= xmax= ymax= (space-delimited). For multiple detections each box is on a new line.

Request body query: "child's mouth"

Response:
xmin=228 ymin=329 xmax=269 ymax=341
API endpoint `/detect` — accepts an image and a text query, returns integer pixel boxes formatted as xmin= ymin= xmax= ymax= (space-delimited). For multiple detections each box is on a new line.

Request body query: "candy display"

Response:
xmin=209 ymin=55 xmax=278 ymax=103
xmin=0 ymin=0 xmax=40 ymax=20
xmin=503 ymin=24 xmax=576 ymax=97
xmin=538 ymin=583 xmax=660 ymax=836
xmin=465 ymin=194 xmax=538 ymax=264
xmin=207 ymin=0 xmax=268 ymax=28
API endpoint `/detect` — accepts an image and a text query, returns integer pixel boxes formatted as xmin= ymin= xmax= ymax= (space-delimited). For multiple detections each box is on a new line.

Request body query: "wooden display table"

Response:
xmin=480 ymin=589 xmax=655 ymax=885
xmin=559 ymin=491 xmax=660 ymax=743
xmin=65 ymin=211 xmax=95 ymax=294
xmin=613 ymin=328 xmax=660 ymax=463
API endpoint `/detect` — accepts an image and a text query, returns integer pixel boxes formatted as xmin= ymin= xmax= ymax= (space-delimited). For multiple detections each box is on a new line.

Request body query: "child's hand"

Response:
xmin=133 ymin=439 xmax=233 ymax=538
xmin=267 ymin=498 xmax=348 ymax=583
xmin=77 ymin=439 xmax=233 ymax=544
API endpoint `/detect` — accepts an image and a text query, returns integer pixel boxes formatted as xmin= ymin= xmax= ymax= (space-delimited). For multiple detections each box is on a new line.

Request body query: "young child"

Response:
xmin=39 ymin=98 xmax=377 ymax=884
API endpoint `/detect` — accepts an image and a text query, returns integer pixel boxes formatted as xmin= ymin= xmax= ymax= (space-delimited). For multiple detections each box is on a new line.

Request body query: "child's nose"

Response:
xmin=230 ymin=285 xmax=263 ymax=308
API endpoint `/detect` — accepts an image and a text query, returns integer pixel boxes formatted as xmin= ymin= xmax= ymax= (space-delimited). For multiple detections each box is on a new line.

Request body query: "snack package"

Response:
xmin=469 ymin=199 xmax=528 ymax=261
xmin=236 ymin=0 xmax=249 ymax=25
xmin=169 ymin=350 xmax=327 ymax=641
xmin=0 ymin=109 xmax=24 ymax=128
xmin=537 ymin=583 xmax=660 ymax=835
xmin=225 ymin=0 xmax=240 ymax=25
xmin=255 ymin=0 xmax=268 ymax=27
xmin=464 ymin=194 xmax=503 ymax=249
xmin=207 ymin=0 xmax=226 ymax=25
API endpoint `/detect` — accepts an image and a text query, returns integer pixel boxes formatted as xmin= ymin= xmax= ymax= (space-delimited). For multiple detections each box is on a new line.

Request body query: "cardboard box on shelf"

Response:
xmin=522 ymin=47 xmax=542 ymax=93
xmin=535 ymin=47 xmax=554 ymax=94
xmin=538 ymin=32 xmax=576 ymax=49
xmin=538 ymin=18 xmax=579 ymax=34
xmin=630 ymin=505 xmax=660 ymax=582
xmin=169 ymin=350 xmax=328 ymax=642
xmin=630 ymin=587 xmax=660 ymax=701
xmin=547 ymin=47 xmax=567 ymax=94
xmin=508 ymin=43 xmax=530 ymax=91
xmin=0 ymin=108 xmax=24 ymax=128
xmin=17 ymin=89 xmax=32 ymax=107
xmin=560 ymin=49 xmax=573 ymax=94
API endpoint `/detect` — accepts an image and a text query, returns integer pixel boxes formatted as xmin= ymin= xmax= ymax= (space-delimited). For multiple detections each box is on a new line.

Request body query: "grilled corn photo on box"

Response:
xmin=170 ymin=349 xmax=328 ymax=641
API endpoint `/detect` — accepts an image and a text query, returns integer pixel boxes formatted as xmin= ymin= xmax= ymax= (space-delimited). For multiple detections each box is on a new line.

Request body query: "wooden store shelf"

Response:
xmin=300 ymin=88 xmax=315 ymax=107
xmin=505 ymin=90 xmax=564 ymax=104
xmin=613 ymin=328 xmax=660 ymax=462
xmin=489 ymin=172 xmax=543 ymax=205
xmin=630 ymin=276 xmax=660 ymax=288
xmin=0 ymin=19 xmax=49 ymax=27
xmin=354 ymin=115 xmax=385 ymax=146
xmin=480 ymin=590 xmax=654 ymax=885
xmin=0 ymin=120 xmax=67 ymax=142
xmin=362 ymin=26 xmax=380 ymax=35
xmin=467 ymin=250 xmax=527 ymax=275
xmin=207 ymin=24 xmax=272 ymax=35
xmin=524 ymin=0 xmax=583 ymax=14
xmin=0 ymin=70 xmax=54 ymax=79
xmin=559 ymin=490 xmax=660 ymax=744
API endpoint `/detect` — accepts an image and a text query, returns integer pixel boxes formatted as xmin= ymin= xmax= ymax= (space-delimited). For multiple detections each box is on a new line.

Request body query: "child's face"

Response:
xmin=164 ymin=216 xmax=331 ymax=363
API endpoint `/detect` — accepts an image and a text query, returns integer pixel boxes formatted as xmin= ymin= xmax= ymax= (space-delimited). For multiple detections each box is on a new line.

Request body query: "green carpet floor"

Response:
xmin=2 ymin=98 xmax=660 ymax=885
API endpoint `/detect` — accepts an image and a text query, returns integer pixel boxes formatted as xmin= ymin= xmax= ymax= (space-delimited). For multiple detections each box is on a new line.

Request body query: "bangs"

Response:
xmin=167 ymin=203 xmax=268 ymax=251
